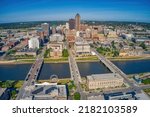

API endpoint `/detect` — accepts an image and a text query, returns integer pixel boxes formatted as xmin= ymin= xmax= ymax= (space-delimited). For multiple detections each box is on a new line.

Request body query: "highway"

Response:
xmin=16 ymin=58 xmax=43 ymax=100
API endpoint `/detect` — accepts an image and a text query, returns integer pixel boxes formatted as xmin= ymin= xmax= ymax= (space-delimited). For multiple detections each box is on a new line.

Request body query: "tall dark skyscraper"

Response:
xmin=41 ymin=23 xmax=50 ymax=36
xmin=69 ymin=19 xmax=75 ymax=30
xmin=75 ymin=13 xmax=80 ymax=31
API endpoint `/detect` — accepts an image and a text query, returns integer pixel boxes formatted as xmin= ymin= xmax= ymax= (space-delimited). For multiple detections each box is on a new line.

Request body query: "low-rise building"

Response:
xmin=107 ymin=30 xmax=118 ymax=38
xmin=7 ymin=41 xmax=18 ymax=48
xmin=119 ymin=46 xmax=144 ymax=57
xmin=121 ymin=33 xmax=134 ymax=39
xmin=1 ymin=45 xmax=10 ymax=52
xmin=47 ymin=42 xmax=63 ymax=58
xmin=104 ymin=92 xmax=136 ymax=100
xmin=15 ymin=50 xmax=37 ymax=57
xmin=104 ymin=91 xmax=150 ymax=100
xmin=87 ymin=73 xmax=124 ymax=90
xmin=74 ymin=38 xmax=91 ymax=56
xmin=119 ymin=50 xmax=128 ymax=56
xmin=30 ymin=82 xmax=67 ymax=100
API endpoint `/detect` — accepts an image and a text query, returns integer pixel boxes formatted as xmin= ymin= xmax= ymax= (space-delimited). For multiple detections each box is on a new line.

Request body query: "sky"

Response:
xmin=0 ymin=0 xmax=150 ymax=23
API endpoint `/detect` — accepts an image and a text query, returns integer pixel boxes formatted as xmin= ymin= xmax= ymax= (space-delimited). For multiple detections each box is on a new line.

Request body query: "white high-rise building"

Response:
xmin=28 ymin=36 xmax=40 ymax=49
xmin=76 ymin=31 xmax=80 ymax=37
xmin=66 ymin=23 xmax=69 ymax=29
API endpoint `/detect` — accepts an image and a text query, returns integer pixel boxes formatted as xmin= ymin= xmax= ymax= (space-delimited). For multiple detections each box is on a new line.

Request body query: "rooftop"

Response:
xmin=87 ymin=73 xmax=123 ymax=81
xmin=31 ymin=83 xmax=67 ymax=100
xmin=75 ymin=37 xmax=89 ymax=45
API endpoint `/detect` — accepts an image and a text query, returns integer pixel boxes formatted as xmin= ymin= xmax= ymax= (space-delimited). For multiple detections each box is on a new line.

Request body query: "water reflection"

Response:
xmin=0 ymin=59 xmax=150 ymax=81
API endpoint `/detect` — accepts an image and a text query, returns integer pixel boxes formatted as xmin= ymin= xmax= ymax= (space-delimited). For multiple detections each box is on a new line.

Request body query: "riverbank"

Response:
xmin=76 ymin=56 xmax=99 ymax=62
xmin=44 ymin=57 xmax=68 ymax=63
xmin=108 ymin=56 xmax=150 ymax=61
xmin=0 ymin=59 xmax=35 ymax=64
xmin=127 ymin=72 xmax=150 ymax=78
xmin=0 ymin=79 xmax=72 ymax=88
xmin=0 ymin=55 xmax=150 ymax=64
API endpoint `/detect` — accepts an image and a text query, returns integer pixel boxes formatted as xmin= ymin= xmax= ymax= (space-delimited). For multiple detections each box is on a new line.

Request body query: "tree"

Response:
xmin=6 ymin=50 xmax=16 ymax=55
xmin=44 ymin=49 xmax=50 ymax=58
xmin=96 ymin=47 xmax=104 ymax=54
xmin=73 ymin=92 xmax=81 ymax=100
xmin=139 ymin=42 xmax=147 ymax=50
xmin=0 ymin=81 xmax=2 ymax=87
xmin=68 ymin=81 xmax=76 ymax=90
xmin=142 ymin=79 xmax=150 ymax=85
xmin=4 ymin=80 xmax=13 ymax=88
xmin=11 ymin=90 xmax=17 ymax=99
xmin=129 ymin=43 xmax=134 ymax=46
xmin=111 ymin=41 xmax=116 ymax=49
xmin=62 ymin=49 xmax=69 ymax=57
xmin=113 ymin=50 xmax=119 ymax=57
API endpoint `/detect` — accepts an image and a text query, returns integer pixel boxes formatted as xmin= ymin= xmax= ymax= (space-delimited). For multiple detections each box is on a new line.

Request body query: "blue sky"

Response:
xmin=0 ymin=0 xmax=150 ymax=23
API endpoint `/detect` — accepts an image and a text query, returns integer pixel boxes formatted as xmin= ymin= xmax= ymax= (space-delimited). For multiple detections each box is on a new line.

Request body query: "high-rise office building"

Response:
xmin=28 ymin=36 xmax=40 ymax=49
xmin=66 ymin=23 xmax=69 ymax=29
xmin=41 ymin=23 xmax=50 ymax=36
xmin=52 ymin=26 xmax=56 ymax=34
xmin=69 ymin=19 xmax=75 ymax=30
xmin=75 ymin=13 xmax=80 ymax=31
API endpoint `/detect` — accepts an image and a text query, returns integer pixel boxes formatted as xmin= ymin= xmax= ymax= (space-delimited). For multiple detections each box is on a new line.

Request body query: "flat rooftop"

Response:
xmin=75 ymin=38 xmax=89 ymax=45
xmin=104 ymin=91 xmax=136 ymax=100
xmin=87 ymin=73 xmax=123 ymax=81
xmin=31 ymin=83 xmax=67 ymax=100
xmin=75 ymin=41 xmax=89 ymax=45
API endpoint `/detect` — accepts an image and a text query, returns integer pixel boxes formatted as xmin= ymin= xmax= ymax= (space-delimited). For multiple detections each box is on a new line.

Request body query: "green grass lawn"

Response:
xmin=76 ymin=56 xmax=99 ymax=61
xmin=142 ymin=79 xmax=150 ymax=85
xmin=44 ymin=57 xmax=68 ymax=63
xmin=14 ymin=80 xmax=24 ymax=89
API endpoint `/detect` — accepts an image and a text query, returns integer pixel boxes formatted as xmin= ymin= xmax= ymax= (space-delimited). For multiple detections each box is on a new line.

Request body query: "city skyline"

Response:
xmin=0 ymin=0 xmax=150 ymax=23
xmin=0 ymin=1 xmax=150 ymax=101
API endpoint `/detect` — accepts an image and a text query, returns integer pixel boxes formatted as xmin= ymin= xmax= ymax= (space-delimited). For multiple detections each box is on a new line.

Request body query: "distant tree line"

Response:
xmin=0 ymin=21 xmax=66 ymax=29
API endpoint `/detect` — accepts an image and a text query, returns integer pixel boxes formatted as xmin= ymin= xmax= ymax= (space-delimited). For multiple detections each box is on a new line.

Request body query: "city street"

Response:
xmin=16 ymin=58 xmax=43 ymax=100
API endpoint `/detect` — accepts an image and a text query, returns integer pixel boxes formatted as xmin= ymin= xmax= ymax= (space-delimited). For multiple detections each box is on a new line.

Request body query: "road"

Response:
xmin=88 ymin=48 xmax=150 ymax=97
xmin=87 ymin=84 xmax=150 ymax=97
xmin=92 ymin=48 xmax=141 ymax=91
xmin=16 ymin=58 xmax=43 ymax=100
xmin=66 ymin=42 xmax=86 ymax=100
xmin=37 ymin=45 xmax=47 ymax=59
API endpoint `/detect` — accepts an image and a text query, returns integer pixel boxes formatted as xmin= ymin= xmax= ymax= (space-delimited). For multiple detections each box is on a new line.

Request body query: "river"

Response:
xmin=0 ymin=59 xmax=150 ymax=81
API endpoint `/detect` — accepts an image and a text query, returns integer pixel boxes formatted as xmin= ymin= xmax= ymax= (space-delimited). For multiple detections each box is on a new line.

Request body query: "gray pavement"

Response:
xmin=16 ymin=58 xmax=43 ymax=100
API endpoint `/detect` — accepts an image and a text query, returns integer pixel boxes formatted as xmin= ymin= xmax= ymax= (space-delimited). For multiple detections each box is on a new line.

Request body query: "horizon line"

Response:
xmin=0 ymin=20 xmax=150 ymax=24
